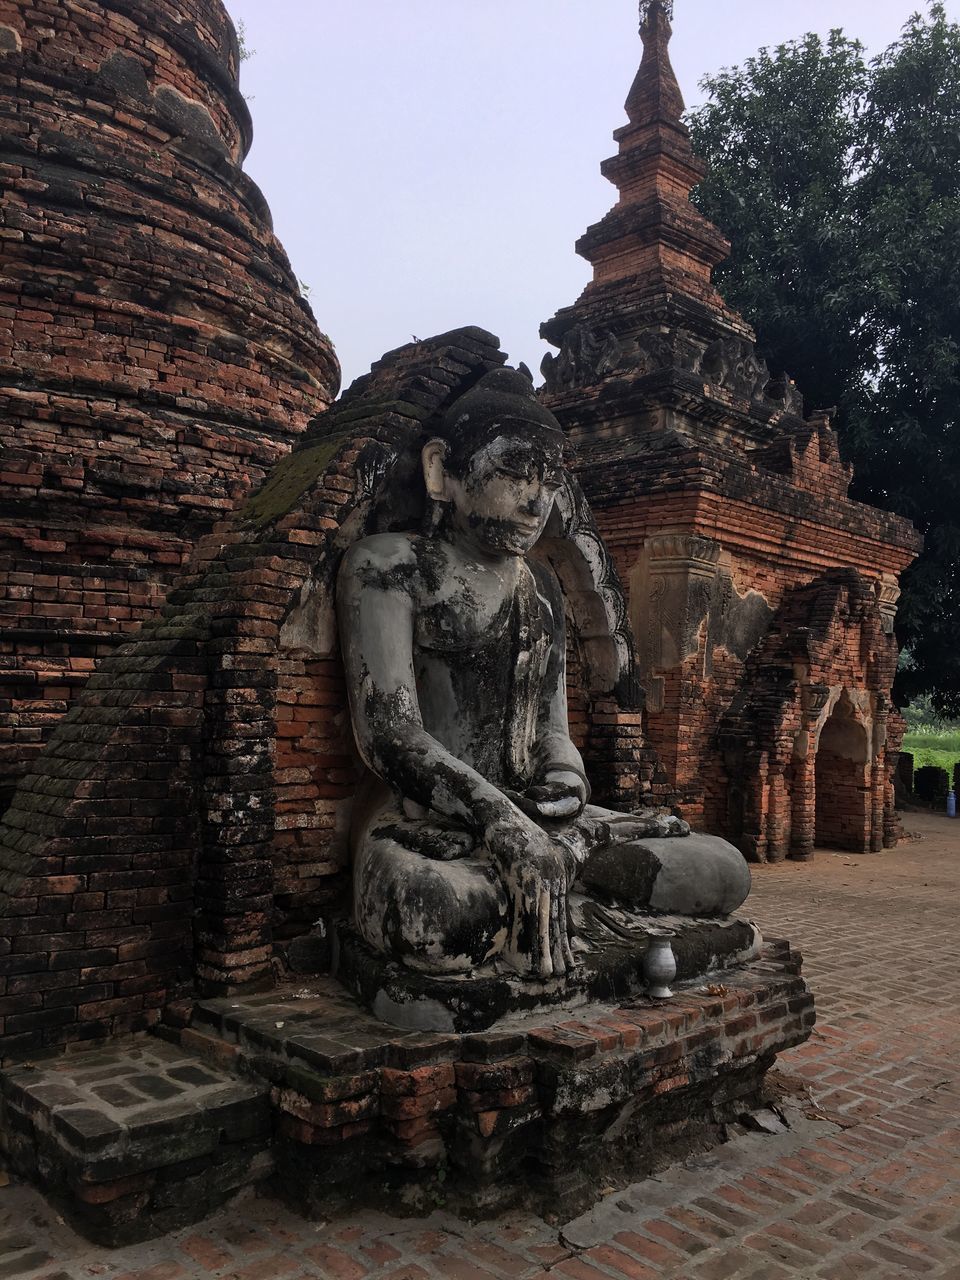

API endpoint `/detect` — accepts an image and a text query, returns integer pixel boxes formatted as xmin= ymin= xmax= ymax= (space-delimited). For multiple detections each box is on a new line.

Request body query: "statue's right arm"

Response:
xmin=336 ymin=538 xmax=517 ymax=835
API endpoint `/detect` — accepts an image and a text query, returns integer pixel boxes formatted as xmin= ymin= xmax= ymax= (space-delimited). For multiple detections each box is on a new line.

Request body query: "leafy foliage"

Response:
xmin=236 ymin=18 xmax=254 ymax=63
xmin=902 ymin=693 xmax=960 ymax=734
xmin=902 ymin=732 xmax=960 ymax=784
xmin=689 ymin=5 xmax=960 ymax=715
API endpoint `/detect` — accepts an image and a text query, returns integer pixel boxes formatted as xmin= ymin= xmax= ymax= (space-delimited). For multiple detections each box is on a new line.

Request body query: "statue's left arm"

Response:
xmin=527 ymin=563 xmax=589 ymax=819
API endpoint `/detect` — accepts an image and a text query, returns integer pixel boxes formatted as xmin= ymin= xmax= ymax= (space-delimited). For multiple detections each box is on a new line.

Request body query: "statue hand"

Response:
xmin=485 ymin=818 xmax=575 ymax=979
xmin=519 ymin=769 xmax=588 ymax=821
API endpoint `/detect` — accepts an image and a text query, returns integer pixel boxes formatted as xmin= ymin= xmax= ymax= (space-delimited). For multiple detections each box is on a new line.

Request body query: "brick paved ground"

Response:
xmin=2 ymin=811 xmax=958 ymax=1279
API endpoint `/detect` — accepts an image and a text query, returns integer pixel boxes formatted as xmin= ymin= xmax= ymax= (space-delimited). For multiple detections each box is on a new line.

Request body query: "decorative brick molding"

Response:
xmin=716 ymin=570 xmax=899 ymax=860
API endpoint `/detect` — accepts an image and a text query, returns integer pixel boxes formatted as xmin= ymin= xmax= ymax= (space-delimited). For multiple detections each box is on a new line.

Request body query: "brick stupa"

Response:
xmin=0 ymin=0 xmax=340 ymax=808
xmin=541 ymin=0 xmax=921 ymax=860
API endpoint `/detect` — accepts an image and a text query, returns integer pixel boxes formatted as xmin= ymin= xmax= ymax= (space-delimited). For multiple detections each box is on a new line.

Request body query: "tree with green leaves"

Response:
xmin=689 ymin=4 xmax=960 ymax=717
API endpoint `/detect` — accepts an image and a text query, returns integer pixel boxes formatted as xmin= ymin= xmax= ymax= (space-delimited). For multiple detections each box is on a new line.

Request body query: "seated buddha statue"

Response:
xmin=336 ymin=367 xmax=750 ymax=981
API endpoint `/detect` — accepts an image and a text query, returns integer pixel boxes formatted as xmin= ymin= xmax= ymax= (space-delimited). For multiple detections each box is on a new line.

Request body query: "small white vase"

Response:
xmin=644 ymin=930 xmax=677 ymax=999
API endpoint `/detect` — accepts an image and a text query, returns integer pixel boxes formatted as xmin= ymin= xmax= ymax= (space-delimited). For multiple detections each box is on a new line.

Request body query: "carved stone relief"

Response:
xmin=540 ymin=322 xmax=803 ymax=417
xmin=876 ymin=575 xmax=901 ymax=636
xmin=631 ymin=534 xmax=721 ymax=709
xmin=696 ymin=338 xmax=803 ymax=416
xmin=540 ymin=325 xmax=625 ymax=392
xmin=540 ymin=324 xmax=700 ymax=394
xmin=631 ymin=536 xmax=774 ymax=712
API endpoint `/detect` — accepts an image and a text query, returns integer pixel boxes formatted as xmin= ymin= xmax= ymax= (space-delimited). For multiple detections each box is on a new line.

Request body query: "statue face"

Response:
xmin=425 ymin=428 xmax=564 ymax=557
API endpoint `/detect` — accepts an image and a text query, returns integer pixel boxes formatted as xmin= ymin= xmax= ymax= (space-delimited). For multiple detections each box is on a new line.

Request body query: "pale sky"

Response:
xmin=223 ymin=1 xmax=954 ymax=391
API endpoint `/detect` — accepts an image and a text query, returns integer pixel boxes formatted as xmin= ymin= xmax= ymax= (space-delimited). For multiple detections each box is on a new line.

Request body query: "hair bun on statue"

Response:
xmin=438 ymin=366 xmax=566 ymax=473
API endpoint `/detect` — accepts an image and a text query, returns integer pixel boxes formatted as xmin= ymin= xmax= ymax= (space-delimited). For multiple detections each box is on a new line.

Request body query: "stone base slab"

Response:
xmin=0 ymin=939 xmax=814 ymax=1241
xmin=334 ymin=906 xmax=761 ymax=1032
xmin=181 ymin=937 xmax=814 ymax=1218
xmin=0 ymin=1039 xmax=272 ymax=1245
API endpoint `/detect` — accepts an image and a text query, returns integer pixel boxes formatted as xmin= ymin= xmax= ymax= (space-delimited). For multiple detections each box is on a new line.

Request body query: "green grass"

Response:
xmin=903 ymin=731 xmax=960 ymax=783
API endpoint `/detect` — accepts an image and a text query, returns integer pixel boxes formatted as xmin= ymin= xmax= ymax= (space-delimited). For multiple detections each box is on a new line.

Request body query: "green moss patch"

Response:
xmin=240 ymin=436 xmax=348 ymax=529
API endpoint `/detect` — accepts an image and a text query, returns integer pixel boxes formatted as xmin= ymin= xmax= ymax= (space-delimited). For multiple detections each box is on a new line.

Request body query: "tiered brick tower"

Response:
xmin=0 ymin=0 xmax=339 ymax=807
xmin=541 ymin=1 xmax=921 ymax=859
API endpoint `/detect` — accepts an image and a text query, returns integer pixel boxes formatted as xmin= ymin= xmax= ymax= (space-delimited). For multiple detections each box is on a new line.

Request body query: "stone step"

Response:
xmin=0 ymin=1036 xmax=272 ymax=1246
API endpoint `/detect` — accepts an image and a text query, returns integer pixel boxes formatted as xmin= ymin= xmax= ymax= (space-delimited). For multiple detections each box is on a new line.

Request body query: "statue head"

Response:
xmin=422 ymin=367 xmax=567 ymax=557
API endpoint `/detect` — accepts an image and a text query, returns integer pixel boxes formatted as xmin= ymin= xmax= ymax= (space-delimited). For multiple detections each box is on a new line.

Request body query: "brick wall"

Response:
xmin=714 ymin=570 xmax=899 ymax=860
xmin=0 ymin=326 xmax=675 ymax=1062
xmin=0 ymin=0 xmax=339 ymax=804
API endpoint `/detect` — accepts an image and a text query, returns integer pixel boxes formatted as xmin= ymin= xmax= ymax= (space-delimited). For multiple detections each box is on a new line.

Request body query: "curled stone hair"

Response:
xmin=437 ymin=366 xmax=566 ymax=476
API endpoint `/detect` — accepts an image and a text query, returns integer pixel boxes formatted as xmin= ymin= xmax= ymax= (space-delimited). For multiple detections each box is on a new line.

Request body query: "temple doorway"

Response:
xmin=814 ymin=696 xmax=872 ymax=851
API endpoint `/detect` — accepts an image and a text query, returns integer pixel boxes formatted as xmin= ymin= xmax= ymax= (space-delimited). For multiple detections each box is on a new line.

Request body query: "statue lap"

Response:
xmin=353 ymin=790 xmax=751 ymax=976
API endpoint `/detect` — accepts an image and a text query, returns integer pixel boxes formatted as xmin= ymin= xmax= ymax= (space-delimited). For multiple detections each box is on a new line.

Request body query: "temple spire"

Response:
xmin=541 ymin=0 xmax=750 ymax=344
xmin=625 ymin=1 xmax=685 ymax=126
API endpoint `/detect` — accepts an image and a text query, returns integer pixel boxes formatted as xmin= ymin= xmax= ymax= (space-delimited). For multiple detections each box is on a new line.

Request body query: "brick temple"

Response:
xmin=0 ymin=0 xmax=837 ymax=1236
xmin=0 ymin=0 xmax=339 ymax=810
xmin=541 ymin=0 xmax=921 ymax=859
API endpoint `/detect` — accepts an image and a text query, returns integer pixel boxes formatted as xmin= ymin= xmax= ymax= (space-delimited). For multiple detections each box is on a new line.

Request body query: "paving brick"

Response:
xmin=585 ymin=1244 xmax=658 ymax=1279
xmin=639 ymin=1220 xmax=708 ymax=1258
xmin=425 ymin=1259 xmax=499 ymax=1280
xmin=689 ymin=1249 xmax=757 ymax=1280
xmin=612 ymin=1231 xmax=685 ymax=1270
xmin=301 ymin=1243 xmax=369 ymax=1279
xmin=178 ymin=1236 xmax=233 ymax=1271
xmin=554 ymin=1259 xmax=618 ymax=1280
xmin=361 ymin=1241 xmax=402 ymax=1266
xmin=230 ymin=1257 xmax=305 ymax=1280
xmin=463 ymin=1240 xmax=541 ymax=1276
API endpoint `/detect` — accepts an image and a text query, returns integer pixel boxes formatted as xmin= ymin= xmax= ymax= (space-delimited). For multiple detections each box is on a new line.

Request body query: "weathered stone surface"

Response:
xmin=0 ymin=1037 xmax=271 ymax=1244
xmin=335 ymin=364 xmax=750 ymax=992
xmin=0 ymin=330 xmax=506 ymax=1060
xmin=9 ymin=944 xmax=794 ymax=1229
xmin=582 ymin=831 xmax=751 ymax=915
xmin=333 ymin=909 xmax=759 ymax=1032
xmin=162 ymin=940 xmax=811 ymax=1221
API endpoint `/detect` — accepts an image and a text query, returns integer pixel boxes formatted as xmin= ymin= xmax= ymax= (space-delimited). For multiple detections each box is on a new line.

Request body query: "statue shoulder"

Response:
xmin=338 ymin=532 xmax=430 ymax=596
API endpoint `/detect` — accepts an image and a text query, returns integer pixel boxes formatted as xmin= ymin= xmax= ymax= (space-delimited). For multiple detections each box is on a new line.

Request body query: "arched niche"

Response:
xmin=532 ymin=476 xmax=639 ymax=710
xmin=814 ymin=690 xmax=873 ymax=852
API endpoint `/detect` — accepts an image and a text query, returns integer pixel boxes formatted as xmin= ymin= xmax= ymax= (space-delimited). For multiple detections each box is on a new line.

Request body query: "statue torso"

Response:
xmin=355 ymin=532 xmax=558 ymax=787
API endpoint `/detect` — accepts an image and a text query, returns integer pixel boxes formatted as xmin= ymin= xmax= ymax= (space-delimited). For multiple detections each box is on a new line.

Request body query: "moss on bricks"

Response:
xmin=240 ymin=437 xmax=349 ymax=530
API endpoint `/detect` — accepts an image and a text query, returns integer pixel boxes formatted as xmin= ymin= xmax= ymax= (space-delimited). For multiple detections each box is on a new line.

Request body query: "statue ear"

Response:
xmin=422 ymin=438 xmax=451 ymax=501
